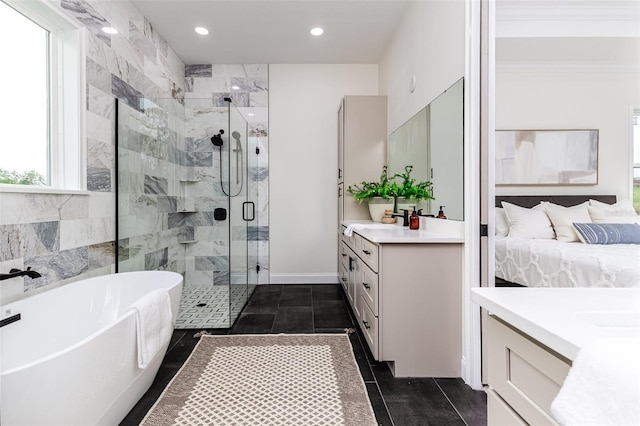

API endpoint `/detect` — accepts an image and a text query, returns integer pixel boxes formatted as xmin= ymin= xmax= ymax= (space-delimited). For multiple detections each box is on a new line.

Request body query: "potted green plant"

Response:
xmin=347 ymin=165 xmax=397 ymax=222
xmin=394 ymin=165 xmax=434 ymax=212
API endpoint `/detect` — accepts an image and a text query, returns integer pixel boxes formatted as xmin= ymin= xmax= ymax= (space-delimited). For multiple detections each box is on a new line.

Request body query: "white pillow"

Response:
xmin=588 ymin=199 xmax=640 ymax=224
xmin=501 ymin=201 xmax=556 ymax=239
xmin=589 ymin=199 xmax=636 ymax=215
xmin=545 ymin=202 xmax=592 ymax=242
xmin=588 ymin=207 xmax=640 ymax=224
xmin=495 ymin=208 xmax=509 ymax=237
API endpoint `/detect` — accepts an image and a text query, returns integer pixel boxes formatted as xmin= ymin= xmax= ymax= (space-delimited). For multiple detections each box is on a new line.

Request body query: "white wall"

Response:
xmin=379 ymin=0 xmax=466 ymax=133
xmin=377 ymin=0 xmax=475 ymax=388
xmin=268 ymin=0 xmax=467 ymax=282
xmin=495 ymin=69 xmax=640 ymax=200
xmin=269 ymin=64 xmax=378 ymax=282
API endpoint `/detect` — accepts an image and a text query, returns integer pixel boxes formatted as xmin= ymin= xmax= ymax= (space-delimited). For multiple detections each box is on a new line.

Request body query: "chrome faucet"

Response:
xmin=0 ymin=267 xmax=42 ymax=281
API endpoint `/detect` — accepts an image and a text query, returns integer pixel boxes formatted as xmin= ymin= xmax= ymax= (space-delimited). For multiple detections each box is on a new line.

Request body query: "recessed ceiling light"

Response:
xmin=194 ymin=26 xmax=209 ymax=36
xmin=310 ymin=27 xmax=324 ymax=36
xmin=101 ymin=26 xmax=117 ymax=35
xmin=247 ymin=113 xmax=255 ymax=117
xmin=231 ymin=85 xmax=241 ymax=90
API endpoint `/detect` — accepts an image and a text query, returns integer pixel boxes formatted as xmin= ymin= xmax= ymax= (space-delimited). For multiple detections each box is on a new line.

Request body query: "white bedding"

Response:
xmin=495 ymin=236 xmax=640 ymax=288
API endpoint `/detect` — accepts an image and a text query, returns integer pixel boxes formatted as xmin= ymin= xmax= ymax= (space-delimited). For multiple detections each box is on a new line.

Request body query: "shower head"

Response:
xmin=211 ymin=129 xmax=224 ymax=147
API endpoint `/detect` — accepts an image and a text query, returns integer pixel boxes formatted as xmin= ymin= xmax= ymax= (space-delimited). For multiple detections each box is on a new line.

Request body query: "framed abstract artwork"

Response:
xmin=495 ymin=129 xmax=599 ymax=185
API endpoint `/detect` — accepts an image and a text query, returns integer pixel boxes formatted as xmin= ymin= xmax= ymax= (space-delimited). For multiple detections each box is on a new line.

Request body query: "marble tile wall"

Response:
xmin=116 ymin=97 xmax=186 ymax=277
xmin=184 ymin=64 xmax=270 ymax=286
xmin=0 ymin=0 xmax=185 ymax=305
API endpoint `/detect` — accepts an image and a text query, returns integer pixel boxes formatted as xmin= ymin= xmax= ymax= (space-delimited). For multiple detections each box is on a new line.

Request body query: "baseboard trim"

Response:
xmin=269 ymin=273 xmax=339 ymax=284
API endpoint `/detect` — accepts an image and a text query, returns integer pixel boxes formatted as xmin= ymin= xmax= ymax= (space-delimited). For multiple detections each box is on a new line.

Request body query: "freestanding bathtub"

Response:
xmin=0 ymin=270 xmax=183 ymax=426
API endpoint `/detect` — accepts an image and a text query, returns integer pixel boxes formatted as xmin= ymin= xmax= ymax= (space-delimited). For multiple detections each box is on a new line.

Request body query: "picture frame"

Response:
xmin=495 ymin=129 xmax=599 ymax=185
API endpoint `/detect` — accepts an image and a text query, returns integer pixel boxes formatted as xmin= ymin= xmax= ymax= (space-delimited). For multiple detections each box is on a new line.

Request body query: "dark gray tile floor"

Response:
xmin=121 ymin=284 xmax=486 ymax=425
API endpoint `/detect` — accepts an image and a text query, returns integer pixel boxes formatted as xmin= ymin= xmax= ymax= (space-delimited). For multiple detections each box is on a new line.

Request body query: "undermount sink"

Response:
xmin=354 ymin=223 xmax=399 ymax=230
xmin=576 ymin=311 xmax=640 ymax=328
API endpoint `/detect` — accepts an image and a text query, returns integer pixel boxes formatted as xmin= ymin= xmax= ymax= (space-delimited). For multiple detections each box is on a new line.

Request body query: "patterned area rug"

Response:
xmin=141 ymin=334 xmax=377 ymax=426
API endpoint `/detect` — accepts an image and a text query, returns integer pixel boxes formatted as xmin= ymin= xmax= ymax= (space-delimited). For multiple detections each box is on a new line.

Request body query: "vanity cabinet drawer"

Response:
xmin=339 ymin=262 xmax=349 ymax=293
xmin=356 ymin=235 xmax=379 ymax=272
xmin=341 ymin=230 xmax=356 ymax=251
xmin=487 ymin=315 xmax=570 ymax=426
xmin=487 ymin=389 xmax=527 ymax=426
xmin=360 ymin=264 xmax=379 ymax=316
xmin=358 ymin=296 xmax=379 ymax=359
xmin=339 ymin=240 xmax=350 ymax=269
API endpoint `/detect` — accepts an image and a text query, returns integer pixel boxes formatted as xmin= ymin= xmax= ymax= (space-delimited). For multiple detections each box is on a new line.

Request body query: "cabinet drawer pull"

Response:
xmin=341 ymin=277 xmax=347 ymax=282
xmin=362 ymin=250 xmax=371 ymax=255
xmin=362 ymin=320 xmax=371 ymax=330
xmin=341 ymin=253 xmax=347 ymax=257
xmin=362 ymin=282 xmax=370 ymax=289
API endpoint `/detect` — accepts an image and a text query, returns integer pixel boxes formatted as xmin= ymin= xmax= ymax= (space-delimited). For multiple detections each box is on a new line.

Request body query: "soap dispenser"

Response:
xmin=409 ymin=207 xmax=420 ymax=230
xmin=437 ymin=206 xmax=447 ymax=219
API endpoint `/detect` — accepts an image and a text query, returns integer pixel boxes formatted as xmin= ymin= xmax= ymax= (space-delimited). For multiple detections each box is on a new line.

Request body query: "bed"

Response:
xmin=494 ymin=195 xmax=640 ymax=288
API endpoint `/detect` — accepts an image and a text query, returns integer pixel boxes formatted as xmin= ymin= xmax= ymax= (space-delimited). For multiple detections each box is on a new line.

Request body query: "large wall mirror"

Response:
xmin=387 ymin=77 xmax=464 ymax=220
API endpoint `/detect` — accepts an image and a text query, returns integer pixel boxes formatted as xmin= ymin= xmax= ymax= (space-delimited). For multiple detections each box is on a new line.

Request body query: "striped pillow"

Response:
xmin=573 ymin=223 xmax=640 ymax=245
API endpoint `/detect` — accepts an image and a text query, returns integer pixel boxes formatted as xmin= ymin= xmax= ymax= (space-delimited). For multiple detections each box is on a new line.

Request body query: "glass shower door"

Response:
xmin=115 ymin=96 xmax=258 ymax=329
xmin=228 ymin=103 xmax=255 ymax=323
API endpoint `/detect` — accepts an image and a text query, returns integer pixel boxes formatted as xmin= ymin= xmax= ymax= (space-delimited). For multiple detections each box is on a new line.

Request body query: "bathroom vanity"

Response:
xmin=336 ymin=85 xmax=467 ymax=378
xmin=341 ymin=220 xmax=464 ymax=377
xmin=472 ymin=288 xmax=640 ymax=425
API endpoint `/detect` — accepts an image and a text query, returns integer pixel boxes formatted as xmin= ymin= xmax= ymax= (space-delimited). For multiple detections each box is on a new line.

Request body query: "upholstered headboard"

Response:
xmin=495 ymin=195 xmax=617 ymax=208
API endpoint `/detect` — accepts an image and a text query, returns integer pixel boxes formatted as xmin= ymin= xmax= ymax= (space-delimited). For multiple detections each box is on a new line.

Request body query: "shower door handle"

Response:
xmin=242 ymin=201 xmax=255 ymax=221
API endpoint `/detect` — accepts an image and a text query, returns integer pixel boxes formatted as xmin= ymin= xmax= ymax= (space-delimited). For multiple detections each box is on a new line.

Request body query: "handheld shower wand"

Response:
xmin=231 ymin=131 xmax=243 ymax=185
xmin=210 ymin=129 xmax=244 ymax=197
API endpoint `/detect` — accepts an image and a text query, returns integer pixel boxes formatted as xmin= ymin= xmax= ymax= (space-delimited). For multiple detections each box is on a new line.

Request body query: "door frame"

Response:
xmin=461 ymin=0 xmax=495 ymax=390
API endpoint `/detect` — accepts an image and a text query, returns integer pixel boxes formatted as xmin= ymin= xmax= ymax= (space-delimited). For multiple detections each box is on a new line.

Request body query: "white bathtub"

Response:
xmin=0 ymin=270 xmax=183 ymax=426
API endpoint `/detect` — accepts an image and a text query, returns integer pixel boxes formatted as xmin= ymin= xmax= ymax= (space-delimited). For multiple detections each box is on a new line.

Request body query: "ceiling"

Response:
xmin=129 ymin=0 xmax=639 ymax=67
xmin=130 ymin=0 xmax=411 ymax=64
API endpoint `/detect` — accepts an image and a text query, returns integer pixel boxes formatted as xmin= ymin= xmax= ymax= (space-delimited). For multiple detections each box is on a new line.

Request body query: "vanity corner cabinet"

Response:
xmin=340 ymin=226 xmax=463 ymax=377
xmin=486 ymin=315 xmax=571 ymax=425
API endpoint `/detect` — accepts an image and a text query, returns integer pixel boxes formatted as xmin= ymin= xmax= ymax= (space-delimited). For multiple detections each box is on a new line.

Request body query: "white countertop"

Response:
xmin=471 ymin=287 xmax=640 ymax=361
xmin=341 ymin=219 xmax=464 ymax=243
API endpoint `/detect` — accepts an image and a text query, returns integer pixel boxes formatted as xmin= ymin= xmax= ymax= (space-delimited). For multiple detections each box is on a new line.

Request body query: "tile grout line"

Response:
xmin=434 ymin=378 xmax=468 ymax=426
xmin=371 ymin=374 xmax=395 ymax=426
xmin=269 ymin=288 xmax=284 ymax=333
xmin=310 ymin=288 xmax=316 ymax=332
xmin=345 ymin=304 xmax=395 ymax=426
xmin=315 ymin=286 xmax=393 ymax=425
xmin=361 ymin=339 xmax=395 ymax=425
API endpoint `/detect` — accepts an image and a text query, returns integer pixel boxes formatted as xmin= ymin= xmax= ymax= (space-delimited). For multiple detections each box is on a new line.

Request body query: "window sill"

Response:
xmin=0 ymin=184 xmax=91 ymax=195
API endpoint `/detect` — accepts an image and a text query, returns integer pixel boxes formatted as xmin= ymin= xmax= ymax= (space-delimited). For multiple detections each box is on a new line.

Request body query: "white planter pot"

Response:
xmin=368 ymin=197 xmax=395 ymax=222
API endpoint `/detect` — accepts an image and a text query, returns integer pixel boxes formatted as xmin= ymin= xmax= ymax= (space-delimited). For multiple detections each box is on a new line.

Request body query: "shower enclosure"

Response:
xmin=115 ymin=97 xmax=261 ymax=328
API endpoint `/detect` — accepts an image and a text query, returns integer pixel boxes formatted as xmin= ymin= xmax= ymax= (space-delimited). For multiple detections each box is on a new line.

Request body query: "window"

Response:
xmin=634 ymin=111 xmax=640 ymax=213
xmin=0 ymin=0 xmax=85 ymax=193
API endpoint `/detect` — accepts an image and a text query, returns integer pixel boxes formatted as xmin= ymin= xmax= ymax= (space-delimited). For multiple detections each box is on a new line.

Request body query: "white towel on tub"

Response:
xmin=551 ymin=337 xmax=640 ymax=426
xmin=129 ymin=288 xmax=173 ymax=369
